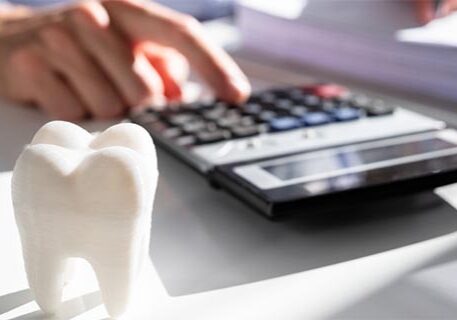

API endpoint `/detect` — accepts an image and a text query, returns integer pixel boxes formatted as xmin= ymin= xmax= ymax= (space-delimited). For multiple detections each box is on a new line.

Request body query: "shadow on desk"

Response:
xmin=0 ymin=290 xmax=103 ymax=320
xmin=151 ymin=150 xmax=457 ymax=296
xmin=0 ymin=290 xmax=33 ymax=316
xmin=333 ymin=267 xmax=457 ymax=318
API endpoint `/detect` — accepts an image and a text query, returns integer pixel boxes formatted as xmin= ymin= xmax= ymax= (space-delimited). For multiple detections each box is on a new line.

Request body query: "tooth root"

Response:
xmin=24 ymin=251 xmax=67 ymax=314
xmin=77 ymin=150 xmax=150 ymax=318
xmin=91 ymin=258 xmax=138 ymax=318
xmin=63 ymin=259 xmax=76 ymax=285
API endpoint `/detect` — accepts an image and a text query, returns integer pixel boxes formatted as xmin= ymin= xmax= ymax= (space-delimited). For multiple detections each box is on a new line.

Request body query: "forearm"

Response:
xmin=0 ymin=3 xmax=35 ymax=39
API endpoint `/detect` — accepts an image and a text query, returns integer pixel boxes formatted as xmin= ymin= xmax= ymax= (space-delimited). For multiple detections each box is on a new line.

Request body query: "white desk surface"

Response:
xmin=2 ymin=55 xmax=457 ymax=319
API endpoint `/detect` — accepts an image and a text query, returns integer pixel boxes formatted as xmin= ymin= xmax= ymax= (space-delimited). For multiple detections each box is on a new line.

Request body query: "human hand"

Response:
xmin=0 ymin=0 xmax=250 ymax=120
xmin=415 ymin=0 xmax=457 ymax=23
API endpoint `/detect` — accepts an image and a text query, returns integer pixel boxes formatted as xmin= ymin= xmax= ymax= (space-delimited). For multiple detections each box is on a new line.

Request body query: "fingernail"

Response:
xmin=229 ymin=75 xmax=251 ymax=103
xmin=136 ymin=94 xmax=167 ymax=111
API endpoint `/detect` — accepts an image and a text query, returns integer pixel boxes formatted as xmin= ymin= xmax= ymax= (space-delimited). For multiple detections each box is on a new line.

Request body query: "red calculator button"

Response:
xmin=304 ymin=84 xmax=349 ymax=99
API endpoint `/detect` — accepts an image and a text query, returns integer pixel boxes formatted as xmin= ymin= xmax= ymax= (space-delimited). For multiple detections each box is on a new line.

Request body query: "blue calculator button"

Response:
xmin=302 ymin=112 xmax=332 ymax=126
xmin=269 ymin=117 xmax=302 ymax=132
xmin=332 ymin=107 xmax=361 ymax=121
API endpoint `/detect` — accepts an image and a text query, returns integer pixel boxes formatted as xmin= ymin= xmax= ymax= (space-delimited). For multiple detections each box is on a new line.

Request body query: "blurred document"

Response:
xmin=237 ymin=0 xmax=457 ymax=101
xmin=398 ymin=13 xmax=457 ymax=47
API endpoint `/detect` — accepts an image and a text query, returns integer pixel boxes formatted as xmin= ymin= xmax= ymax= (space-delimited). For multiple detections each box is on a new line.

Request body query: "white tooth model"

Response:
xmin=11 ymin=121 xmax=158 ymax=319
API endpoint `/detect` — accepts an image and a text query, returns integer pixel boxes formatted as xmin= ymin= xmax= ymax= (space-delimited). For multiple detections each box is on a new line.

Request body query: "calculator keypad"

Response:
xmin=132 ymin=84 xmax=396 ymax=148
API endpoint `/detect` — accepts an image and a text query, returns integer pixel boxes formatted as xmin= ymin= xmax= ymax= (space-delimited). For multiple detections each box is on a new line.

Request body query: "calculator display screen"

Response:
xmin=262 ymin=138 xmax=456 ymax=181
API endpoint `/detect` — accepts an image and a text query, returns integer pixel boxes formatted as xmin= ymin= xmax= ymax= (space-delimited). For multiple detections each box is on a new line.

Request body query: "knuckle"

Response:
xmin=171 ymin=14 xmax=202 ymax=39
xmin=9 ymin=47 xmax=45 ymax=77
xmin=39 ymin=24 xmax=72 ymax=47
xmin=70 ymin=1 xmax=97 ymax=17
xmin=68 ymin=1 xmax=109 ymax=28
xmin=68 ymin=4 xmax=89 ymax=22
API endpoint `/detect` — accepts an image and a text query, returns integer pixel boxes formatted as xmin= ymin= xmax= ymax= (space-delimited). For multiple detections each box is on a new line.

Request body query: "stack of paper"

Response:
xmin=236 ymin=0 xmax=457 ymax=101
xmin=155 ymin=0 xmax=234 ymax=20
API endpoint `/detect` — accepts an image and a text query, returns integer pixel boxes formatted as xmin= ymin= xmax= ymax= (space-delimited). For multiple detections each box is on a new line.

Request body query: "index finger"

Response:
xmin=414 ymin=0 xmax=434 ymax=23
xmin=102 ymin=0 xmax=251 ymax=104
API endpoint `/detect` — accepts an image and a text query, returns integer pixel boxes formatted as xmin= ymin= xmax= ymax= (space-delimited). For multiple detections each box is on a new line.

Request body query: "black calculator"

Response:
xmin=131 ymin=83 xmax=457 ymax=218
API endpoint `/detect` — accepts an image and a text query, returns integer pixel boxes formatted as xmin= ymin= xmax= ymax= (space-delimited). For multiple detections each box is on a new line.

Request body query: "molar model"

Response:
xmin=12 ymin=121 xmax=158 ymax=318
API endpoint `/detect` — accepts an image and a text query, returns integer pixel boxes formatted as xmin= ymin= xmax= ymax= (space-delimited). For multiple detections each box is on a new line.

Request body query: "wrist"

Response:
xmin=0 ymin=4 xmax=32 ymax=24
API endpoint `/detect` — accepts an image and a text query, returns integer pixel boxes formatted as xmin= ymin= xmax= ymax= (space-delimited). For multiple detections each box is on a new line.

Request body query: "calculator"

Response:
xmin=131 ymin=83 xmax=457 ymax=218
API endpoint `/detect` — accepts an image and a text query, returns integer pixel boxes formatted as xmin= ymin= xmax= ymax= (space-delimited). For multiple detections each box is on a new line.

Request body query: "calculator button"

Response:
xmin=182 ymin=121 xmax=208 ymax=134
xmin=206 ymin=122 xmax=219 ymax=131
xmin=258 ymin=123 xmax=270 ymax=133
xmin=367 ymin=106 xmax=395 ymax=117
xmin=291 ymin=94 xmax=320 ymax=108
xmin=217 ymin=115 xmax=242 ymax=128
xmin=337 ymin=101 xmax=356 ymax=109
xmin=302 ymin=112 xmax=332 ymax=126
xmin=332 ymin=107 xmax=362 ymax=122
xmin=257 ymin=110 xmax=278 ymax=122
xmin=302 ymin=95 xmax=321 ymax=107
xmin=290 ymin=106 xmax=309 ymax=117
xmin=271 ymin=88 xmax=293 ymax=98
xmin=350 ymin=95 xmax=371 ymax=107
xmin=365 ymin=101 xmax=395 ymax=117
xmin=320 ymin=100 xmax=337 ymax=112
xmin=242 ymin=103 xmax=263 ymax=115
xmin=224 ymin=109 xmax=243 ymax=120
xmin=174 ymin=135 xmax=196 ymax=147
xmin=275 ymin=99 xmax=294 ymax=110
xmin=231 ymin=125 xmax=260 ymax=138
xmin=196 ymin=130 xmax=230 ymax=144
xmin=259 ymin=92 xmax=276 ymax=105
xmin=247 ymin=93 xmax=263 ymax=103
xmin=202 ymin=108 xmax=226 ymax=120
xmin=214 ymin=101 xmax=231 ymax=108
xmin=306 ymin=84 xmax=349 ymax=99
xmin=288 ymin=89 xmax=307 ymax=103
xmin=166 ymin=113 xmax=200 ymax=126
xmin=240 ymin=116 xmax=256 ymax=126
xmin=162 ymin=127 xmax=183 ymax=139
xmin=269 ymin=117 xmax=302 ymax=132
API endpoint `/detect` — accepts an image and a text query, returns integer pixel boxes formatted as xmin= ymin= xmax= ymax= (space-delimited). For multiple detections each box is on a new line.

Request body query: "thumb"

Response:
xmin=415 ymin=0 xmax=435 ymax=24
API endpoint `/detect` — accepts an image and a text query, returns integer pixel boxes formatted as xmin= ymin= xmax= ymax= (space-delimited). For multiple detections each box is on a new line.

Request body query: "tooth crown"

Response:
xmin=12 ymin=121 xmax=158 ymax=318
